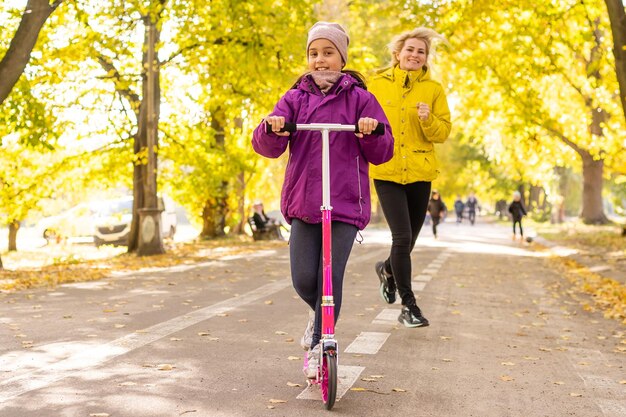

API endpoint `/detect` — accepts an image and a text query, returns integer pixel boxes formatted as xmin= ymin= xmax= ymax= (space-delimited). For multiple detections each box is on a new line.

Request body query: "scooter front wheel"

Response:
xmin=321 ymin=351 xmax=337 ymax=410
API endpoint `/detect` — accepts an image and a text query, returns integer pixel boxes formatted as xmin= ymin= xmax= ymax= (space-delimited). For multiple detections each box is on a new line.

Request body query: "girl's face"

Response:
xmin=308 ymin=39 xmax=343 ymax=72
xmin=396 ymin=38 xmax=427 ymax=71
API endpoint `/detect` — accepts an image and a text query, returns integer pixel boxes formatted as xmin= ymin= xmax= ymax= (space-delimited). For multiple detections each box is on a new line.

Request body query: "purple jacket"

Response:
xmin=252 ymin=73 xmax=394 ymax=230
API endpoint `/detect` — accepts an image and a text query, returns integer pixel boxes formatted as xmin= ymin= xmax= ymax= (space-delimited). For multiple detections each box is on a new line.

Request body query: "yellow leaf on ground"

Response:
xmin=524 ymin=356 xmax=540 ymax=360
xmin=500 ymin=375 xmax=514 ymax=382
xmin=157 ymin=364 xmax=174 ymax=371
xmin=392 ymin=388 xmax=407 ymax=392
xmin=264 ymin=300 xmax=274 ymax=305
xmin=114 ymin=324 xmax=125 ymax=328
xmin=440 ymin=336 xmax=452 ymax=340
xmin=170 ymin=337 xmax=182 ymax=341
xmin=269 ymin=399 xmax=287 ymax=404
xmin=570 ymin=392 xmax=583 ymax=397
xmin=351 ymin=387 xmax=368 ymax=391
xmin=369 ymin=375 xmax=385 ymax=378
xmin=442 ymin=358 xmax=453 ymax=362
xmin=553 ymin=381 xmax=565 ymax=385
xmin=198 ymin=332 xmax=210 ymax=336
xmin=275 ymin=331 xmax=288 ymax=335
xmin=287 ymin=356 xmax=300 ymax=361
xmin=361 ymin=378 xmax=378 ymax=382
xmin=501 ymin=362 xmax=516 ymax=366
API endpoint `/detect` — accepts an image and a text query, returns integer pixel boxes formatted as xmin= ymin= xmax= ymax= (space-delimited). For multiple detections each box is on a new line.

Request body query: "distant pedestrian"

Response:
xmin=428 ymin=191 xmax=447 ymax=238
xmin=508 ymin=191 xmax=527 ymax=240
xmin=453 ymin=195 xmax=464 ymax=224
xmin=465 ymin=192 xmax=479 ymax=225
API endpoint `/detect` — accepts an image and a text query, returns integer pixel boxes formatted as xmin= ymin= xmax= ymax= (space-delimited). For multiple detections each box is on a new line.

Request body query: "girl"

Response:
xmin=427 ymin=191 xmax=447 ymax=239
xmin=252 ymin=21 xmax=394 ymax=378
xmin=369 ymin=28 xmax=451 ymax=327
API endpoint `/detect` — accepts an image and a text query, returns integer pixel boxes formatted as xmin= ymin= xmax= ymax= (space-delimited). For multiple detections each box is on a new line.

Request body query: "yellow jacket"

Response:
xmin=369 ymin=65 xmax=451 ymax=183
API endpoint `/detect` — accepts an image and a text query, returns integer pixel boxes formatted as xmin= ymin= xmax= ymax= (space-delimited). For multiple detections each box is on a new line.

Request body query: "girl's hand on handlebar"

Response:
xmin=356 ymin=117 xmax=379 ymax=138
xmin=264 ymin=115 xmax=290 ymax=136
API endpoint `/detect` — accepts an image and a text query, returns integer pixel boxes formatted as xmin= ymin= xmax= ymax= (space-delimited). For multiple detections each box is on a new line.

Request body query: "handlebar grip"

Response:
xmin=355 ymin=123 xmax=385 ymax=136
xmin=265 ymin=122 xmax=297 ymax=134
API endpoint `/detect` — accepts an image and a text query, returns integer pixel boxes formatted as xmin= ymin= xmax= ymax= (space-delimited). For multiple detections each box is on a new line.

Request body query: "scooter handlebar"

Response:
xmin=265 ymin=122 xmax=385 ymax=135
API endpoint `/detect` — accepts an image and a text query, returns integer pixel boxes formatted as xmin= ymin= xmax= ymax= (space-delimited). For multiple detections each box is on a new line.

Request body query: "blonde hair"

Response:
xmin=387 ymin=27 xmax=446 ymax=67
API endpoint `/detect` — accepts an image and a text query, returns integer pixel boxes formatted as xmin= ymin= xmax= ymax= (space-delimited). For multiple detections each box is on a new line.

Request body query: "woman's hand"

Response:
xmin=417 ymin=102 xmax=430 ymax=121
xmin=356 ymin=117 xmax=379 ymax=138
xmin=264 ymin=115 xmax=290 ymax=137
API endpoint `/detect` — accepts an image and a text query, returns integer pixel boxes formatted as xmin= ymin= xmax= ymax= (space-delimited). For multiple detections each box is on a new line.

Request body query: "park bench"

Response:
xmin=247 ymin=217 xmax=282 ymax=241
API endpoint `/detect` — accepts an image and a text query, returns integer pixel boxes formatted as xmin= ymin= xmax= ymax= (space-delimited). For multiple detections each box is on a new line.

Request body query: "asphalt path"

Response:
xmin=1 ymin=221 xmax=625 ymax=416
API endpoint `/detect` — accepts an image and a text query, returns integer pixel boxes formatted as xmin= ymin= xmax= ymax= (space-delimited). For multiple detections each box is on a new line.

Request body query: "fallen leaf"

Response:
xmin=539 ymin=347 xmax=552 ymax=352
xmin=369 ymin=375 xmax=385 ymax=379
xmin=523 ymin=356 xmax=540 ymax=360
xmin=351 ymin=387 xmax=368 ymax=392
xmin=275 ymin=331 xmax=288 ymax=335
xmin=553 ymin=381 xmax=565 ymax=385
xmin=208 ymin=337 xmax=219 ymax=341
xmin=103 ymin=309 xmax=117 ymax=313
xmin=170 ymin=337 xmax=182 ymax=341
xmin=268 ymin=399 xmax=287 ymax=404
xmin=89 ymin=414 xmax=110 ymax=417
xmin=114 ymin=324 xmax=126 ymax=328
xmin=619 ymin=380 xmax=626 ymax=385
xmin=287 ymin=356 xmax=300 ymax=361
xmin=198 ymin=332 xmax=210 ymax=336
xmin=500 ymin=375 xmax=514 ymax=382
xmin=431 ymin=367 xmax=439 ymax=370
xmin=267 ymin=405 xmax=275 ymax=409
xmin=217 ymin=313 xmax=229 ymax=317
xmin=284 ymin=338 xmax=294 ymax=343
xmin=441 ymin=358 xmax=453 ymax=362
xmin=361 ymin=378 xmax=378 ymax=382
xmin=287 ymin=382 xmax=302 ymax=387
xmin=501 ymin=362 xmax=516 ymax=366
xmin=440 ymin=336 xmax=452 ymax=340
xmin=238 ymin=319 xmax=248 ymax=323
xmin=577 ymin=362 xmax=589 ymax=366
xmin=569 ymin=392 xmax=583 ymax=397
xmin=392 ymin=388 xmax=407 ymax=392
xmin=118 ymin=381 xmax=137 ymax=386
xmin=157 ymin=364 xmax=174 ymax=371
xmin=264 ymin=300 xmax=274 ymax=305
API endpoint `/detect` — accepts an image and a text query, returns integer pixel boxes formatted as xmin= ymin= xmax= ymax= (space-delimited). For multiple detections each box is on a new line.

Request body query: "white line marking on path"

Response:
xmin=414 ymin=274 xmax=432 ymax=282
xmin=344 ymin=332 xmax=390 ymax=355
xmin=372 ymin=309 xmax=399 ymax=325
xmin=297 ymin=365 xmax=364 ymax=401
xmin=0 ymin=279 xmax=292 ymax=404
xmin=412 ymin=282 xmax=427 ymax=292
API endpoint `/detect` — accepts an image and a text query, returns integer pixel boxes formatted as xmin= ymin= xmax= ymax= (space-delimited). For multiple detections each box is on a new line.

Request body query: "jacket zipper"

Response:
xmin=356 ymin=155 xmax=363 ymax=214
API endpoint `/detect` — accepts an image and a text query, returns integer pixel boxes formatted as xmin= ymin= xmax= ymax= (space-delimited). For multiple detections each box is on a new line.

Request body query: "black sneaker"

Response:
xmin=398 ymin=304 xmax=429 ymax=328
xmin=375 ymin=261 xmax=396 ymax=304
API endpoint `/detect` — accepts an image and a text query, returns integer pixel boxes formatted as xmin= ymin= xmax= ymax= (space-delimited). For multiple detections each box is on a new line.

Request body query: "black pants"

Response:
xmin=374 ymin=180 xmax=431 ymax=306
xmin=468 ymin=210 xmax=476 ymax=225
xmin=289 ymin=219 xmax=357 ymax=348
xmin=513 ymin=219 xmax=523 ymax=236
xmin=431 ymin=216 xmax=441 ymax=237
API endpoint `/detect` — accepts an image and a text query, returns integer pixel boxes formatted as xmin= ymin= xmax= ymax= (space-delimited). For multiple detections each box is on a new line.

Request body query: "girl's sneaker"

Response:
xmin=300 ymin=310 xmax=315 ymax=351
xmin=375 ymin=261 xmax=396 ymax=304
xmin=398 ymin=304 xmax=429 ymax=328
xmin=304 ymin=344 xmax=320 ymax=379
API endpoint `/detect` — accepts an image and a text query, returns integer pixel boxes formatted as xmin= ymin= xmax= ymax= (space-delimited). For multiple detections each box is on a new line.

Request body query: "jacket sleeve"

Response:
xmin=357 ymin=92 xmax=394 ymax=166
xmin=251 ymin=92 xmax=295 ymax=158
xmin=420 ymin=85 xmax=451 ymax=144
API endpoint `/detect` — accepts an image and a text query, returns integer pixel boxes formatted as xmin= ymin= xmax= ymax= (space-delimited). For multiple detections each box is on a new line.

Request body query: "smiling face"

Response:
xmin=308 ymin=38 xmax=343 ymax=72
xmin=396 ymin=38 xmax=427 ymax=71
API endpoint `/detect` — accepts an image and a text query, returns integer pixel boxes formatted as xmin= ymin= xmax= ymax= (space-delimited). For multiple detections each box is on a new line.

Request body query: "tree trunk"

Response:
xmin=604 ymin=0 xmax=626 ymax=125
xmin=128 ymin=13 xmax=162 ymax=253
xmin=199 ymin=107 xmax=228 ymax=239
xmin=8 ymin=220 xmax=20 ymax=252
xmin=0 ymin=0 xmax=63 ymax=105
xmin=580 ymin=152 xmax=608 ymax=224
xmin=232 ymin=171 xmax=245 ymax=235
xmin=0 ymin=253 xmax=3 ymax=269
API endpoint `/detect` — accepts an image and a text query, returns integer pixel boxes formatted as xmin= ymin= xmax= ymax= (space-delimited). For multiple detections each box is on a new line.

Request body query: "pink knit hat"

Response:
xmin=307 ymin=21 xmax=350 ymax=65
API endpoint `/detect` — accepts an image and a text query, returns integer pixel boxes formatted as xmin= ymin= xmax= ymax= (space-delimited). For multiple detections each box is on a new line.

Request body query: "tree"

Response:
xmin=603 ymin=0 xmax=626 ymax=125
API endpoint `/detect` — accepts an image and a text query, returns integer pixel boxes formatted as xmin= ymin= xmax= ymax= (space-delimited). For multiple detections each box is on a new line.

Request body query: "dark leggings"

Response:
xmin=289 ymin=219 xmax=358 ymax=348
xmin=431 ymin=216 xmax=441 ymax=237
xmin=374 ymin=180 xmax=431 ymax=306
xmin=513 ymin=219 xmax=523 ymax=236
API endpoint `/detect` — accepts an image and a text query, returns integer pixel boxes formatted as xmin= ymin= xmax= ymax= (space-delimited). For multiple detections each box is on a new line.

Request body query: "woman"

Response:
xmin=369 ymin=28 xmax=451 ymax=328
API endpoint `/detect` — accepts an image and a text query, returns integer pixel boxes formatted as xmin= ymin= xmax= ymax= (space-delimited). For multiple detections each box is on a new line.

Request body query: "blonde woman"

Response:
xmin=369 ymin=28 xmax=451 ymax=327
